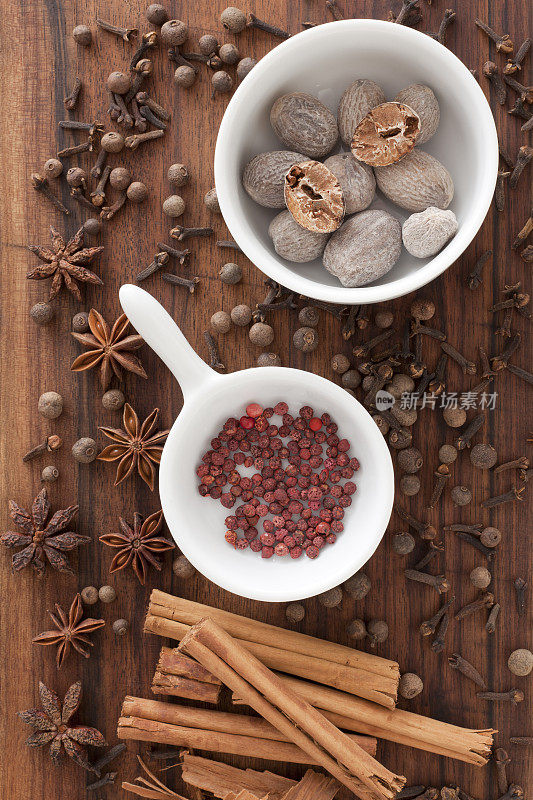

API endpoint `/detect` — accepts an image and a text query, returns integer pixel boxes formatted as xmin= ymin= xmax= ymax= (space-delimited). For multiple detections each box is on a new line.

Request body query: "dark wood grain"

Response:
xmin=0 ymin=1 xmax=531 ymax=798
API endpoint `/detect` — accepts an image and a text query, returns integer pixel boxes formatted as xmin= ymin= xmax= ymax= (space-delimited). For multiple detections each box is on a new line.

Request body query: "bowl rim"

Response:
xmin=215 ymin=18 xmax=499 ymax=304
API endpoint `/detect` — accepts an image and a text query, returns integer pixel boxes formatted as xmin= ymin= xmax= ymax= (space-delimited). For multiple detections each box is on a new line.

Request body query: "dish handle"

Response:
xmin=119 ymin=284 xmax=214 ymax=399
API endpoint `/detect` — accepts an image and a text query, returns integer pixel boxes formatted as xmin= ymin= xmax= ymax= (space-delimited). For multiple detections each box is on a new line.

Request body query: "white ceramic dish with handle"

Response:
xmin=215 ymin=19 xmax=498 ymax=304
xmin=119 ymin=284 xmax=394 ymax=602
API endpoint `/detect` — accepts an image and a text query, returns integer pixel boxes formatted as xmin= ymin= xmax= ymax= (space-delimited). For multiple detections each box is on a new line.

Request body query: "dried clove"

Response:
xmin=496 ymin=787 xmax=524 ymax=800
xmin=494 ymin=748 xmax=511 ymax=794
xmin=486 ymin=602 xmax=501 ymax=633
xmin=477 ymin=689 xmax=524 ymax=705
xmin=482 ymin=61 xmax=507 ymax=104
xmin=427 ymin=464 xmax=450 ymax=508
xmin=495 ymin=456 xmax=529 ymax=474
xmin=430 ymin=9 xmax=456 ymax=46
xmin=124 ymin=130 xmax=165 ymax=150
xmin=514 ymin=577 xmax=527 ymax=617
xmin=100 ymin=192 xmax=127 ymax=220
xmin=86 ymin=772 xmax=116 ymax=792
xmin=130 ymin=98 xmax=148 ymax=132
xmin=96 ymin=17 xmax=138 ymax=41
xmin=509 ymin=737 xmax=533 ymax=746
xmin=90 ymin=166 xmax=111 ymax=207
xmin=31 ymin=174 xmax=70 ymax=215
xmin=203 ymin=331 xmax=225 ymax=371
xmin=491 ymin=333 xmax=521 ymax=371
xmin=170 ymin=225 xmax=213 ymax=241
xmin=441 ymin=342 xmax=476 ymax=374
xmin=394 ymin=505 xmax=436 ymax=540
xmin=216 ymin=239 xmax=242 ymax=253
xmin=23 ymin=434 xmax=62 ymax=462
xmin=162 ymin=273 xmax=200 ymax=293
xmin=136 ymin=91 xmax=170 ymax=121
xmin=494 ymin=169 xmax=511 ymax=211
xmin=91 ymin=149 xmax=108 ymax=180
xmin=505 ymin=38 xmax=531 ymax=74
xmin=427 ymin=354 xmax=447 ymax=395
xmin=404 ymin=569 xmax=450 ymax=593
xmin=397 ymin=787 xmax=427 ymax=800
xmin=443 ymin=523 xmax=482 ymax=534
xmin=448 ymin=653 xmax=487 ymax=689
xmin=64 ymin=77 xmax=82 ymax=110
xmin=467 ymin=250 xmax=492 ymax=289
xmin=503 ymin=74 xmax=533 ymax=102
xmin=475 ymin=19 xmax=514 ymax=52
xmin=353 ymin=329 xmax=394 ymax=357
xmin=130 ymin=31 xmax=158 ymax=71
xmin=455 ymin=592 xmax=494 ymax=620
xmin=411 ymin=321 xmax=446 ymax=341
xmin=326 ymin=0 xmax=344 ymax=21
xmin=431 ymin=610 xmax=451 ymax=653
xmin=90 ymin=743 xmax=126 ymax=778
xmin=510 ymin=145 xmax=533 ymax=188
xmin=139 ymin=104 xmax=167 ymax=129
xmin=157 ymin=243 xmax=190 ymax=265
xmin=509 ymin=97 xmax=532 ymax=120
xmin=58 ymin=120 xmax=103 ymax=133
xmin=420 ymin=595 xmax=455 ymax=635
xmin=413 ymin=541 xmax=444 ymax=571
xmin=57 ymin=139 xmax=92 ymax=158
xmin=393 ymin=0 xmax=421 ymax=26
xmin=455 ymin=413 xmax=485 ymax=450
xmin=70 ymin=187 xmax=96 ymax=211
xmin=247 ymin=13 xmax=290 ymax=39
xmin=448 ymin=529 xmax=495 ymax=560
xmin=481 ymin=485 xmax=525 ymax=508
xmin=136 ymin=252 xmax=170 ymax=282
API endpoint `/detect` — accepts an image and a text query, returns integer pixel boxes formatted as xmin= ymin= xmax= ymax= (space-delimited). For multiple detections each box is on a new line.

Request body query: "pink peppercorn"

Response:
xmin=309 ymin=417 xmax=322 ymax=431
xmin=236 ymin=539 xmax=249 ymax=549
xmin=331 ymin=522 xmax=344 ymax=533
xmin=305 ymin=545 xmax=319 ymax=559
xmin=255 ymin=416 xmax=268 ymax=432
xmin=220 ymin=493 xmax=234 ymax=508
xmin=350 ymin=458 xmax=360 ymax=470
xmin=316 ymin=522 xmax=330 ymax=535
xmin=250 ymin=539 xmax=262 ymax=552
xmin=246 ymin=403 xmax=263 ymax=418
xmin=225 ymin=531 xmax=237 ymax=545
xmin=275 ymin=402 xmax=288 ymax=415
xmin=290 ymin=546 xmax=303 ymax=559
xmin=261 ymin=546 xmax=274 ymax=558
xmin=263 ymin=407 xmax=274 ymax=418
xmin=260 ymin=532 xmax=275 ymax=546
xmin=313 ymin=535 xmax=325 ymax=548
xmin=332 ymin=507 xmax=344 ymax=520
xmin=344 ymin=481 xmax=357 ymax=495
xmin=326 ymin=533 xmax=338 ymax=543
xmin=275 ymin=543 xmax=289 ymax=556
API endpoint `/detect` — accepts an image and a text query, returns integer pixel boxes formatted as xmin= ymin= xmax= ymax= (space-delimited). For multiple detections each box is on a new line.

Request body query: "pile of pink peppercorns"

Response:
xmin=196 ymin=401 xmax=359 ymax=559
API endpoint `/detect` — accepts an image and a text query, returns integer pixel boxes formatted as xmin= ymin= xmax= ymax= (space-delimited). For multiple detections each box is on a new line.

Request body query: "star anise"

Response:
xmin=32 ymin=593 xmax=105 ymax=669
xmin=18 ymin=681 xmax=106 ymax=772
xmin=1 ymin=488 xmax=89 ymax=575
xmin=97 ymin=404 xmax=169 ymax=491
xmin=99 ymin=510 xmax=174 ymax=584
xmin=71 ymin=309 xmax=148 ymax=390
xmin=27 ymin=226 xmax=104 ymax=302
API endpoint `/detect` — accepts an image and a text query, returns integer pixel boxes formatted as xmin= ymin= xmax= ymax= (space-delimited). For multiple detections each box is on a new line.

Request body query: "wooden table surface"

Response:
xmin=1 ymin=0 xmax=531 ymax=797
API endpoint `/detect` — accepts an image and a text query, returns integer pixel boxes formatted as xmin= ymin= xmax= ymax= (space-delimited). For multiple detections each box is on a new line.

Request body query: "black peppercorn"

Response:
xmin=99 ymin=585 xmax=116 ymax=603
xmin=470 ymin=443 xmax=498 ymax=469
xmin=341 ymin=369 xmax=361 ymax=389
xmin=219 ymin=43 xmax=240 ymax=65
xmin=400 ymin=474 xmax=420 ymax=496
xmin=317 ymin=587 xmax=343 ymax=608
xmin=113 ymin=618 xmax=129 ymax=635
xmin=389 ymin=428 xmax=412 ymax=450
xmin=81 ymin=586 xmax=99 ymax=605
xmin=72 ymin=311 xmax=89 ymax=333
xmin=30 ymin=302 xmax=54 ymax=326
xmin=42 ymin=465 xmax=59 ymax=483
xmin=367 ymin=619 xmax=388 ymax=647
xmin=162 ymin=194 xmax=185 ymax=216
xmin=107 ymin=71 xmax=132 ymax=95
xmin=298 ymin=306 xmax=319 ymax=327
xmin=231 ymin=304 xmax=252 ymax=326
xmin=372 ymin=414 xmax=390 ymax=435
xmin=249 ymin=322 xmax=274 ymax=346
xmin=101 ymin=131 xmax=125 ymax=153
xmin=391 ymin=531 xmax=415 ymax=554
xmin=293 ymin=327 xmax=318 ymax=353
xmin=397 ymin=447 xmax=423 ymax=473
xmin=212 ymin=70 xmax=233 ymax=94
xmin=145 ymin=3 xmax=168 ymax=25
xmin=220 ymin=6 xmax=247 ymax=33
xmin=257 ymin=352 xmax=281 ymax=367
xmin=174 ymin=65 xmax=196 ymax=88
xmin=399 ymin=672 xmax=423 ymax=699
xmin=66 ymin=167 xmax=87 ymax=188
xmin=480 ymin=527 xmax=501 ymax=548
xmin=332 ymin=353 xmax=350 ymax=374
xmin=102 ymin=389 xmax=125 ymax=411
xmin=219 ymin=262 xmax=242 ymax=284
xmin=127 ymin=181 xmax=148 ymax=203
xmin=43 ymin=158 xmax=63 ymax=179
xmin=392 ymin=405 xmax=417 ymax=427
xmin=470 ymin=566 xmax=491 ymax=589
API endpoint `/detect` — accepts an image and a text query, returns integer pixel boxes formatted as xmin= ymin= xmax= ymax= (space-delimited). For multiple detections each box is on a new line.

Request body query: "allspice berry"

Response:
xmin=72 ymin=311 xmax=89 ymax=333
xmin=410 ymin=298 xmax=435 ymax=321
xmin=367 ymin=619 xmax=388 ymax=647
xmin=375 ymin=310 xmax=394 ymax=328
xmin=113 ymin=618 xmax=129 ymax=636
xmin=43 ymin=158 xmax=63 ymax=179
xmin=83 ymin=218 xmax=102 ymax=237
xmin=73 ymin=24 xmax=92 ymax=46
xmin=101 ymin=131 xmax=125 ymax=153
xmin=470 ymin=566 xmax=491 ymax=589
xmin=211 ymin=311 xmax=232 ymax=334
xmin=400 ymin=474 xmax=420 ymax=496
xmin=38 ymin=392 xmax=63 ymax=419
xmin=341 ymin=369 xmax=361 ymax=389
xmin=249 ymin=322 xmax=274 ymax=347
xmin=99 ymin=585 xmax=116 ymax=603
xmin=167 ymin=163 xmax=189 ymax=187
xmin=30 ymin=302 xmax=54 ymax=326
xmin=257 ymin=352 xmax=281 ymax=367
xmin=293 ymin=327 xmax=318 ymax=353
xmin=438 ymin=444 xmax=457 ymax=464
xmin=298 ymin=306 xmax=320 ymax=327
xmin=285 ymin=602 xmax=305 ymax=623
xmin=221 ymin=6 xmax=247 ymax=33
xmin=508 ymin=648 xmax=533 ymax=677
xmin=389 ymin=428 xmax=412 ymax=450
xmin=390 ymin=373 xmax=415 ymax=394
xmin=174 ymin=65 xmax=196 ymax=88
xmin=212 ymin=70 xmax=233 ymax=94
xmin=102 ymin=389 xmax=125 ymax=411
xmin=391 ymin=405 xmax=417 ymax=427
xmin=42 ymin=466 xmax=59 ymax=483
xmin=470 ymin=443 xmax=498 ymax=469
xmin=219 ymin=43 xmax=240 ymax=65
xmin=219 ymin=262 xmax=242 ymax=284
xmin=109 ymin=167 xmax=131 ymax=191
xmin=172 ymin=555 xmax=195 ymax=579
xmin=107 ymin=71 xmax=131 ymax=95
xmin=372 ymin=414 xmax=390 ymax=435
xmin=199 ymin=34 xmax=218 ymax=55
xmin=397 ymin=447 xmax=423 ymax=473
xmin=127 ymin=181 xmax=148 ymax=203
xmin=480 ymin=527 xmax=501 ymax=548
xmin=237 ymin=57 xmax=256 ymax=81
xmin=317 ymin=586 xmax=343 ymax=608
xmin=145 ymin=3 xmax=168 ymax=25
xmin=81 ymin=586 xmax=99 ymax=605
xmin=347 ymin=618 xmax=367 ymax=641
xmin=391 ymin=531 xmax=415 ymax=555
xmin=160 ymin=19 xmax=188 ymax=46
xmin=451 ymin=485 xmax=472 ymax=506
xmin=72 ymin=437 xmax=98 ymax=463
xmin=204 ymin=188 xmax=220 ymax=213
xmin=66 ymin=167 xmax=87 ymax=187
xmin=231 ymin=304 xmax=252 ymax=326
xmin=343 ymin=571 xmax=371 ymax=599
xmin=443 ymin=407 xmax=466 ymax=428
xmin=163 ymin=195 xmax=185 ymax=217
xmin=399 ymin=672 xmax=423 ymax=699
xmin=332 ymin=353 xmax=350 ymax=374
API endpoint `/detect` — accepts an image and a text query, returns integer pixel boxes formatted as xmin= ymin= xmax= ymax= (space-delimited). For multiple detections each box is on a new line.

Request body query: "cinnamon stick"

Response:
xmin=152 ymin=649 xmax=221 ymax=702
xmin=178 ymin=618 xmax=405 ymax=800
xmin=180 ymin=753 xmax=295 ymax=800
xmin=158 ymin=648 xmax=222 ymax=684
xmin=281 ymin=771 xmax=340 ymax=800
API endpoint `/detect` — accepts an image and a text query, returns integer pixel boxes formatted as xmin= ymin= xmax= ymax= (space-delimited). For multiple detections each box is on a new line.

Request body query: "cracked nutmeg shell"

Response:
xmin=351 ymin=102 xmax=420 ymax=167
xmin=284 ymin=160 xmax=344 ymax=234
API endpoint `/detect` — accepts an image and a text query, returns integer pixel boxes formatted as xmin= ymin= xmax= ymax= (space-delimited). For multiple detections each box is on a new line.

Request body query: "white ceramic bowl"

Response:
xmin=215 ymin=19 xmax=498 ymax=304
xmin=119 ymin=285 xmax=394 ymax=602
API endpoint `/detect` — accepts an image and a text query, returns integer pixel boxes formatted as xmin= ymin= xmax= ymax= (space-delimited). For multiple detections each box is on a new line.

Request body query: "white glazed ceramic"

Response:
xmin=119 ymin=284 xmax=394 ymax=602
xmin=215 ymin=19 xmax=498 ymax=304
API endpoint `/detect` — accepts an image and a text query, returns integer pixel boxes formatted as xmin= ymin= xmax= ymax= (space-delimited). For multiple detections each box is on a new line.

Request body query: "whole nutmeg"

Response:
xmin=249 ymin=322 xmax=274 ymax=346
xmin=293 ymin=327 xmax=318 ymax=353
xmin=219 ymin=43 xmax=240 ymax=64
xmin=66 ymin=167 xmax=87 ymax=188
xmin=394 ymin=84 xmax=440 ymax=144
xmin=397 ymin=447 xmax=423 ymax=473
xmin=162 ymin=194 xmax=185 ymax=217
xmin=43 ymin=158 xmax=63 ymax=179
xmin=30 ymin=302 xmax=54 ymax=326
xmin=298 ymin=307 xmax=319 ymax=327
xmin=391 ymin=405 xmax=417 ymax=427
xmin=127 ymin=181 xmax=148 ymax=203
xmin=343 ymin=571 xmax=370 ymax=599
xmin=257 ymin=352 xmax=281 ymax=367
xmin=337 ymin=79 xmax=386 ymax=146
xmin=99 ymin=585 xmax=116 ymax=603
xmin=470 ymin=566 xmax=492 ymax=589
xmin=101 ymin=131 xmax=125 ymax=153
xmin=42 ymin=465 xmax=59 ymax=483
xmin=204 ymin=188 xmax=220 ymax=213
xmin=317 ymin=586 xmax=343 ymax=608
xmin=73 ymin=24 xmax=92 ymax=46
xmin=160 ymin=19 xmax=188 ymax=46
xmin=220 ymin=6 xmax=247 ymax=33
xmin=341 ymin=369 xmax=361 ymax=389
xmin=375 ymin=310 xmax=394 ymax=329
xmin=81 ymin=586 xmax=99 ymax=605
xmin=351 ymin=102 xmax=420 ymax=167
xmin=367 ymin=619 xmax=388 ymax=647
xmin=332 ymin=353 xmax=350 ymax=374
xmin=285 ymin=160 xmax=344 ymax=234
xmin=145 ymin=3 xmax=168 ymax=25
xmin=243 ymin=151 xmax=305 ymax=208
xmin=167 ymin=163 xmax=189 ymax=187
xmin=480 ymin=527 xmax=501 ymax=548
xmin=72 ymin=437 xmax=98 ymax=463
xmin=391 ymin=531 xmax=415 ymax=555
xmin=470 ymin=443 xmax=498 ymax=469
xmin=237 ymin=57 xmax=256 ymax=81
xmin=285 ymin=602 xmax=305 ymax=623
xmin=219 ymin=262 xmax=242 ymax=284
xmin=38 ymin=391 xmax=63 ymax=419
xmin=323 ymin=210 xmax=401 ymax=288
xmin=198 ymin=34 xmax=218 ymax=55
xmin=231 ymin=304 xmax=252 ymax=326
xmin=83 ymin=218 xmax=102 ymax=237
xmin=102 ymin=389 xmax=125 ymax=411
xmin=375 ymin=149 xmax=454 ymax=212
xmin=212 ymin=70 xmax=233 ymax=94
xmin=451 ymin=485 xmax=472 ymax=506
xmin=399 ymin=672 xmax=423 ymax=699
xmin=400 ymin=474 xmax=420 ymax=496
xmin=439 ymin=444 xmax=458 ymax=464
xmin=346 ymin=618 xmax=367 ymax=640
xmin=270 ymin=92 xmax=339 ymax=159
xmin=107 ymin=71 xmax=131 ymax=95
xmin=172 ymin=554 xmax=195 ymax=579
xmin=411 ymin=298 xmax=435 ymax=321
xmin=211 ymin=311 xmax=232 ymax=334
xmin=324 ymin=153 xmax=375 ymax=214
xmin=443 ymin=406 xmax=466 ymax=428
xmin=113 ymin=618 xmax=129 ymax=636
xmin=109 ymin=167 xmax=131 ymax=191
xmin=402 ymin=207 xmax=458 ymax=258
xmin=508 ymin=648 xmax=533 ymax=676
xmin=72 ymin=311 xmax=89 ymax=332
xmin=174 ymin=65 xmax=196 ymax=88
xmin=268 ymin=211 xmax=328 ymax=263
